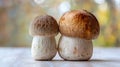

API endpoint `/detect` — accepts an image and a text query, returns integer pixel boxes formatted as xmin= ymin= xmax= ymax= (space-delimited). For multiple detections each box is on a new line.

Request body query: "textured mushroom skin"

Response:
xmin=58 ymin=36 xmax=93 ymax=60
xmin=29 ymin=15 xmax=59 ymax=60
xmin=29 ymin=15 xmax=59 ymax=37
xmin=59 ymin=10 xmax=100 ymax=40
xmin=31 ymin=36 xmax=57 ymax=60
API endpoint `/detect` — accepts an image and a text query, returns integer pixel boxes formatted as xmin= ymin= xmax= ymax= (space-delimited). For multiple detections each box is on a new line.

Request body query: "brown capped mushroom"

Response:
xmin=58 ymin=10 xmax=100 ymax=60
xmin=29 ymin=15 xmax=59 ymax=61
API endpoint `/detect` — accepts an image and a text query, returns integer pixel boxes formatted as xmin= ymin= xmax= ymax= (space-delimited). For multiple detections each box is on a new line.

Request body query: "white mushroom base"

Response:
xmin=58 ymin=36 xmax=93 ymax=60
xmin=31 ymin=36 xmax=57 ymax=60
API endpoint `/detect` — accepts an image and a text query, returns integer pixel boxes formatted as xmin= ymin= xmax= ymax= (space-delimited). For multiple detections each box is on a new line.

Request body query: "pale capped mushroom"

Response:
xmin=58 ymin=10 xmax=100 ymax=60
xmin=29 ymin=15 xmax=59 ymax=60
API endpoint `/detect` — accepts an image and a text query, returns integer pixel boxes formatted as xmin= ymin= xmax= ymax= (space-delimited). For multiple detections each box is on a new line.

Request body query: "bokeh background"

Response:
xmin=0 ymin=0 xmax=120 ymax=47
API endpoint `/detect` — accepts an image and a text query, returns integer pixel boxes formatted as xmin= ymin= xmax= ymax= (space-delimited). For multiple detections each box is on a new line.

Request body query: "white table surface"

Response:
xmin=0 ymin=47 xmax=120 ymax=67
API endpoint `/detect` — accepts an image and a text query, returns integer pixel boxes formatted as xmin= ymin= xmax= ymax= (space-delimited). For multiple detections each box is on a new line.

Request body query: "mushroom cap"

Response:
xmin=59 ymin=10 xmax=100 ymax=40
xmin=29 ymin=15 xmax=59 ymax=37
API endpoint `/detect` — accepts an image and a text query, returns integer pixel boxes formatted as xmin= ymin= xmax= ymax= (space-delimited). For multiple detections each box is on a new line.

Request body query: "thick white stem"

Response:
xmin=58 ymin=36 xmax=93 ymax=60
xmin=31 ymin=36 xmax=57 ymax=60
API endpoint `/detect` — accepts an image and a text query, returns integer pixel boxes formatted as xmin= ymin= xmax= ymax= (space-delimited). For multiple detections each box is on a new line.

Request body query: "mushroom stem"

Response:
xmin=31 ymin=36 xmax=57 ymax=60
xmin=58 ymin=35 xmax=93 ymax=60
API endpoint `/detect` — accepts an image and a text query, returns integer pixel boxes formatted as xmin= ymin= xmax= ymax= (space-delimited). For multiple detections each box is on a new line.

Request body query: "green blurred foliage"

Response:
xmin=0 ymin=0 xmax=120 ymax=47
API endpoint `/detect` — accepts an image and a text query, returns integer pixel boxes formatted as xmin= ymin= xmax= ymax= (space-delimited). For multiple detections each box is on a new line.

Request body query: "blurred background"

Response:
xmin=0 ymin=0 xmax=120 ymax=47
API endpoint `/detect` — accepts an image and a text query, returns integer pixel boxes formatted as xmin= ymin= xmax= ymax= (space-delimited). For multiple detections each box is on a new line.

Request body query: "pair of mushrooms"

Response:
xmin=29 ymin=10 xmax=100 ymax=61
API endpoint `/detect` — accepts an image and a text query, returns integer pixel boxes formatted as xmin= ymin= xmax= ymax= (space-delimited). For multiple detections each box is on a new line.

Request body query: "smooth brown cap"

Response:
xmin=29 ymin=15 xmax=59 ymax=37
xmin=59 ymin=10 xmax=100 ymax=40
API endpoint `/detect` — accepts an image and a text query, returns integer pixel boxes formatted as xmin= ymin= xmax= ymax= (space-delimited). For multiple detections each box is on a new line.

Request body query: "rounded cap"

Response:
xmin=59 ymin=10 xmax=100 ymax=40
xmin=29 ymin=15 xmax=59 ymax=37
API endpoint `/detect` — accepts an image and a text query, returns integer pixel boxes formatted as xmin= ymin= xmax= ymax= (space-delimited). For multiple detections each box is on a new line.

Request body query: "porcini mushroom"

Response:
xmin=29 ymin=15 xmax=59 ymax=60
xmin=58 ymin=10 xmax=100 ymax=60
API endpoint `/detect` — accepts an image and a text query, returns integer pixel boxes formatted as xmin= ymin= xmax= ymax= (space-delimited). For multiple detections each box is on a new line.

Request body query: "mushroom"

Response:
xmin=29 ymin=15 xmax=59 ymax=60
xmin=58 ymin=10 xmax=100 ymax=60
